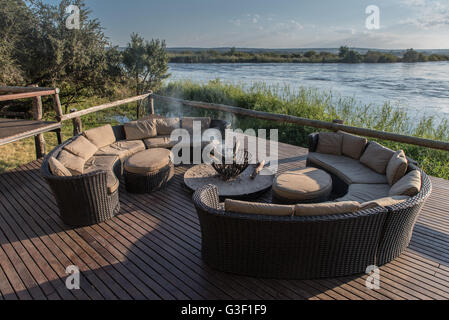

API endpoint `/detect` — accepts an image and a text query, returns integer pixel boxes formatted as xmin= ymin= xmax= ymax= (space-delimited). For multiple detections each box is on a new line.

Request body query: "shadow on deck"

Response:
xmin=1 ymin=142 xmax=449 ymax=300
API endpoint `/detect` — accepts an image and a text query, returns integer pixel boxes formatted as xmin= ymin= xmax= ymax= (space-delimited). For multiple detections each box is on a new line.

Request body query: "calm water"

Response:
xmin=169 ymin=62 xmax=449 ymax=118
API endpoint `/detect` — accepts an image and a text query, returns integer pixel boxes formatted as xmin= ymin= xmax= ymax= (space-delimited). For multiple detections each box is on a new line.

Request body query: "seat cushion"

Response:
xmin=389 ymin=170 xmax=422 ymax=197
xmin=182 ymin=117 xmax=211 ymax=134
xmin=338 ymin=131 xmax=367 ymax=160
xmin=57 ymin=150 xmax=85 ymax=175
xmin=295 ymin=201 xmax=360 ymax=216
xmin=83 ymin=124 xmax=116 ymax=148
xmin=316 ymin=132 xmax=343 ymax=155
xmin=63 ymin=136 xmax=98 ymax=160
xmin=95 ymin=140 xmax=145 ymax=160
xmin=84 ymin=156 xmax=120 ymax=194
xmin=273 ymin=167 xmax=332 ymax=201
xmin=336 ymin=184 xmax=391 ymax=203
xmin=308 ymin=152 xmax=388 ymax=184
xmin=144 ymin=135 xmax=178 ymax=149
xmin=225 ymin=199 xmax=294 ymax=216
xmin=360 ymin=142 xmax=395 ymax=174
xmin=386 ymin=150 xmax=408 ymax=186
xmin=124 ymin=148 xmax=173 ymax=174
xmin=124 ymin=119 xmax=157 ymax=140
xmin=48 ymin=157 xmax=72 ymax=177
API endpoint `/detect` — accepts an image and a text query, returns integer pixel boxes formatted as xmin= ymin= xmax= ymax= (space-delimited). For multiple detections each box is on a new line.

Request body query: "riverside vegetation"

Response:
xmin=169 ymin=47 xmax=449 ymax=64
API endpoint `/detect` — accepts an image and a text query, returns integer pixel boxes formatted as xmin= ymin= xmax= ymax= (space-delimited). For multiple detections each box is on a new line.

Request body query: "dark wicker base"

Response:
xmin=125 ymin=163 xmax=174 ymax=194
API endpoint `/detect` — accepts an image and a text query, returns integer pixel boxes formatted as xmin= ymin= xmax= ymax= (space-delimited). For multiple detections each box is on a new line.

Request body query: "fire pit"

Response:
xmin=210 ymin=142 xmax=250 ymax=181
xmin=211 ymin=149 xmax=250 ymax=181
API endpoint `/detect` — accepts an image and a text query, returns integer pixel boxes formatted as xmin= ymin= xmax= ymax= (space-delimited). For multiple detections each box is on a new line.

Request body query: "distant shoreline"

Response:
xmin=169 ymin=47 xmax=449 ymax=64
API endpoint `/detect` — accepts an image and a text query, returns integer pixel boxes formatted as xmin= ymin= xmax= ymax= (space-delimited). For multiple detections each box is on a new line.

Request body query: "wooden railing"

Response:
xmin=153 ymin=94 xmax=449 ymax=152
xmin=2 ymin=84 xmax=448 ymax=158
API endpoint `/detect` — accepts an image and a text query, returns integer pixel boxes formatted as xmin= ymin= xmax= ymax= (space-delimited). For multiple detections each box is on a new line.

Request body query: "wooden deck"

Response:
xmin=1 ymin=142 xmax=449 ymax=300
xmin=0 ymin=118 xmax=61 ymax=146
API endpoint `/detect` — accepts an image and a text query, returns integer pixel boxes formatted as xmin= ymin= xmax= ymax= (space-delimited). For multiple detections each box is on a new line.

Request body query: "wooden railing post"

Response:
xmin=52 ymin=89 xmax=64 ymax=122
xmin=149 ymin=92 xmax=155 ymax=115
xmin=70 ymin=108 xmax=83 ymax=136
xmin=29 ymin=84 xmax=45 ymax=158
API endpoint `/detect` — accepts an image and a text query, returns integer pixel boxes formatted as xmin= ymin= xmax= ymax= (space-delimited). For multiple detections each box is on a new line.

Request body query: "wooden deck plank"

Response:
xmin=1 ymin=142 xmax=449 ymax=300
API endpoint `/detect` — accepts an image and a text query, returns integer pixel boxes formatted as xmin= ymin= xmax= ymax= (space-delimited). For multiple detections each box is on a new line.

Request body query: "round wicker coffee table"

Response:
xmin=124 ymin=148 xmax=174 ymax=194
xmin=184 ymin=164 xmax=274 ymax=199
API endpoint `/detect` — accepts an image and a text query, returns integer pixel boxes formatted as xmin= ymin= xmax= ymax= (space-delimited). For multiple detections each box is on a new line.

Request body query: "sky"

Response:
xmin=43 ymin=0 xmax=449 ymax=49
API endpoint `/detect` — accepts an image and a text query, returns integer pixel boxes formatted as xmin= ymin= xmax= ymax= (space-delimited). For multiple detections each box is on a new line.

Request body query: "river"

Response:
xmin=169 ymin=62 xmax=449 ymax=119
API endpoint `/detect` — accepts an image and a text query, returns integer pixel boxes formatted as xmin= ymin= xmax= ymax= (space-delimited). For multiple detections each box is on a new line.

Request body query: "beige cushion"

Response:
xmin=144 ymin=135 xmax=178 ymax=149
xmin=361 ymin=196 xmax=410 ymax=209
xmin=316 ymin=132 xmax=343 ymax=155
xmin=273 ymin=167 xmax=332 ymax=201
xmin=63 ymin=136 xmax=98 ymax=160
xmin=339 ymin=131 xmax=367 ymax=160
xmin=295 ymin=201 xmax=360 ymax=216
xmin=124 ymin=148 xmax=172 ymax=174
xmin=389 ymin=170 xmax=421 ymax=197
xmin=124 ymin=119 xmax=157 ymax=140
xmin=182 ymin=117 xmax=211 ymax=134
xmin=95 ymin=140 xmax=145 ymax=160
xmin=48 ymin=157 xmax=72 ymax=177
xmin=308 ymin=153 xmax=388 ymax=184
xmin=336 ymin=184 xmax=391 ymax=203
xmin=360 ymin=142 xmax=395 ymax=174
xmin=386 ymin=150 xmax=408 ymax=186
xmin=84 ymin=155 xmax=120 ymax=172
xmin=83 ymin=124 xmax=116 ymax=148
xmin=57 ymin=150 xmax=85 ymax=175
xmin=152 ymin=117 xmax=181 ymax=135
xmin=84 ymin=156 xmax=120 ymax=194
xmin=225 ymin=199 xmax=294 ymax=216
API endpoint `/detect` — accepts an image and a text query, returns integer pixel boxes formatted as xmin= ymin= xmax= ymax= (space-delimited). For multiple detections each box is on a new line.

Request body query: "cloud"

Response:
xmin=400 ymin=0 xmax=449 ymax=28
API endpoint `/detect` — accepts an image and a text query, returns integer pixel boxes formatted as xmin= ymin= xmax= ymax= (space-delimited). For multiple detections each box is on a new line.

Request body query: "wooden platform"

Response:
xmin=0 ymin=118 xmax=61 ymax=146
xmin=1 ymin=142 xmax=449 ymax=300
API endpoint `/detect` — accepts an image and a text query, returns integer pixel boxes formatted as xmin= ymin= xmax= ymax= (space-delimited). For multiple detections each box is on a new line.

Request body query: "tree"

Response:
xmin=402 ymin=49 xmax=420 ymax=63
xmin=304 ymin=51 xmax=317 ymax=58
xmin=122 ymin=33 xmax=170 ymax=117
xmin=338 ymin=46 xmax=350 ymax=58
xmin=339 ymin=46 xmax=362 ymax=63
xmin=0 ymin=0 xmax=37 ymax=85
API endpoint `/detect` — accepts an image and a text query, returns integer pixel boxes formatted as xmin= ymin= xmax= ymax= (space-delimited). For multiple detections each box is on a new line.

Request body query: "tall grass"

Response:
xmin=158 ymin=80 xmax=449 ymax=179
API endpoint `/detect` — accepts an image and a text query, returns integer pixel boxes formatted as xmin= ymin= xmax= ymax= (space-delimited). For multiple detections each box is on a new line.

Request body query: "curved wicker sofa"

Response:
xmin=192 ymin=133 xmax=432 ymax=279
xmin=42 ymin=119 xmax=230 ymax=227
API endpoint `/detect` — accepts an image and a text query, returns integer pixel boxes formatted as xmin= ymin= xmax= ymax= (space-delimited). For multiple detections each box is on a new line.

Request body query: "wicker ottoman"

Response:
xmin=124 ymin=148 xmax=174 ymax=194
xmin=272 ymin=167 xmax=332 ymax=204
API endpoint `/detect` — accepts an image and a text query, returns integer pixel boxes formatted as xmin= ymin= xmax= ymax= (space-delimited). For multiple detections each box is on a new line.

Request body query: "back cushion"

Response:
xmin=154 ymin=118 xmax=181 ymax=135
xmin=316 ymin=132 xmax=343 ymax=156
xmin=182 ymin=117 xmax=211 ymax=134
xmin=360 ymin=142 xmax=395 ymax=174
xmin=360 ymin=196 xmax=410 ymax=209
xmin=57 ymin=150 xmax=85 ymax=175
xmin=339 ymin=131 xmax=368 ymax=160
xmin=386 ymin=150 xmax=408 ymax=186
xmin=124 ymin=119 xmax=157 ymax=140
xmin=389 ymin=170 xmax=422 ymax=197
xmin=295 ymin=201 xmax=360 ymax=216
xmin=63 ymin=136 xmax=98 ymax=160
xmin=48 ymin=157 xmax=72 ymax=177
xmin=83 ymin=124 xmax=116 ymax=148
xmin=225 ymin=199 xmax=294 ymax=216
